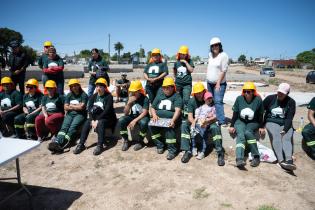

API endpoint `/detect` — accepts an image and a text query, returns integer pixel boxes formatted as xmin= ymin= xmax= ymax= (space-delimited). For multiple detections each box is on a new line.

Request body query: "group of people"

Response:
xmin=0 ymin=37 xmax=314 ymax=171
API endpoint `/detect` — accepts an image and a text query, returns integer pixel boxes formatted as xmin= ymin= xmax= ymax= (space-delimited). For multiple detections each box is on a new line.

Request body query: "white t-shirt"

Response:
xmin=206 ymin=52 xmax=229 ymax=84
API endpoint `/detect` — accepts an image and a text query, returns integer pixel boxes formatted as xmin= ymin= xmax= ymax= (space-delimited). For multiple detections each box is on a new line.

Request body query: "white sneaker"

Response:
xmin=196 ymin=152 xmax=205 ymax=160
xmin=192 ymin=148 xmax=198 ymax=156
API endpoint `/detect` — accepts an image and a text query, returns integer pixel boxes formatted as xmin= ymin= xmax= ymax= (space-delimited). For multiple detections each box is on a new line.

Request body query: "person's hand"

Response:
xmin=92 ymin=120 xmax=98 ymax=129
xmin=152 ymin=115 xmax=159 ymax=122
xmin=180 ymin=59 xmax=187 ymax=64
xmin=127 ymin=120 xmax=137 ymax=129
xmin=90 ymin=72 xmax=96 ymax=76
xmin=259 ymin=128 xmax=266 ymax=136
xmin=215 ymin=83 xmax=221 ymax=91
xmin=169 ymin=120 xmax=175 ymax=128
xmin=229 ymin=127 xmax=236 ymax=134
xmin=13 ymin=70 xmax=21 ymax=75
xmin=0 ymin=110 xmax=4 ymax=117
xmin=44 ymin=114 xmax=48 ymax=119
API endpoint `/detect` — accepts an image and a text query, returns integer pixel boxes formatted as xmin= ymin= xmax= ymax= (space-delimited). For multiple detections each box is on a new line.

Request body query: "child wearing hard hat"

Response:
xmin=35 ymin=80 xmax=64 ymax=142
xmin=150 ymin=77 xmax=182 ymax=160
xmin=48 ymin=79 xmax=88 ymax=153
xmin=0 ymin=77 xmax=23 ymax=136
xmin=174 ymin=45 xmax=194 ymax=117
xmin=14 ymin=78 xmax=43 ymax=139
xmin=73 ymin=78 xmax=117 ymax=156
xmin=118 ymin=80 xmax=150 ymax=151
xmin=229 ymin=82 xmax=265 ymax=168
xmin=143 ymin=48 xmax=168 ymax=103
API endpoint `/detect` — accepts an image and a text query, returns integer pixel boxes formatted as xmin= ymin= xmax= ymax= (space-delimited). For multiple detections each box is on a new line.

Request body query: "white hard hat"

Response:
xmin=210 ymin=37 xmax=221 ymax=46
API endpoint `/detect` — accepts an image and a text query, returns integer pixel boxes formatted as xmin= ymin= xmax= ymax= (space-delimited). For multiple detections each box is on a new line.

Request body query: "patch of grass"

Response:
xmin=258 ymin=205 xmax=279 ymax=210
xmin=268 ymin=78 xmax=281 ymax=86
xmin=193 ymin=187 xmax=209 ymax=199
xmin=220 ymin=203 xmax=232 ymax=208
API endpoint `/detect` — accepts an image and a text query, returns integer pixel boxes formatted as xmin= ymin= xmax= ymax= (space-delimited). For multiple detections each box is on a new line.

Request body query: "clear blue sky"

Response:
xmin=1 ymin=0 xmax=315 ymax=60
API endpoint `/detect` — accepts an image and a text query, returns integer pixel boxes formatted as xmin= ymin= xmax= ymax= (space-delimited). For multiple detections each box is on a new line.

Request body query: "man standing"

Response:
xmin=38 ymin=41 xmax=53 ymax=69
xmin=115 ymin=73 xmax=130 ymax=102
xmin=8 ymin=41 xmax=28 ymax=94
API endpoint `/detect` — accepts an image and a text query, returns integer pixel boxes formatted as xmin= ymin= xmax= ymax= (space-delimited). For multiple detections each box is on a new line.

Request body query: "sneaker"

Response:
xmin=250 ymin=157 xmax=260 ymax=167
xmin=280 ymin=160 xmax=297 ymax=171
xmin=93 ymin=145 xmax=103 ymax=156
xmin=121 ymin=140 xmax=129 ymax=151
xmin=37 ymin=137 xmax=43 ymax=143
xmin=157 ymin=148 xmax=164 ymax=154
xmin=166 ymin=152 xmax=176 ymax=160
xmin=236 ymin=159 xmax=246 ymax=168
xmin=133 ymin=142 xmax=144 ymax=151
xmin=196 ymin=152 xmax=205 ymax=160
xmin=73 ymin=144 xmax=86 ymax=154
xmin=217 ymin=154 xmax=225 ymax=166
xmin=48 ymin=142 xmax=63 ymax=153
xmin=51 ymin=135 xmax=58 ymax=142
xmin=192 ymin=148 xmax=198 ymax=156
xmin=181 ymin=151 xmax=192 ymax=163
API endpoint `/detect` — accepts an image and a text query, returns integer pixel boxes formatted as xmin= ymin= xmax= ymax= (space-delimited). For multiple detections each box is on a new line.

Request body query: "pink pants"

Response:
xmin=35 ymin=113 xmax=64 ymax=137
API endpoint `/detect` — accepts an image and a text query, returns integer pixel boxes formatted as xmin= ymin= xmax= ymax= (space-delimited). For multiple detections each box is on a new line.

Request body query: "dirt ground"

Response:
xmin=0 ymin=65 xmax=315 ymax=210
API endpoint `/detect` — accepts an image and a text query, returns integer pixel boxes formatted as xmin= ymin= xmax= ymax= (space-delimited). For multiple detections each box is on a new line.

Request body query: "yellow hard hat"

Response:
xmin=95 ymin=78 xmax=108 ymax=86
xmin=44 ymin=41 xmax=52 ymax=47
xmin=45 ymin=80 xmax=57 ymax=88
xmin=129 ymin=80 xmax=143 ymax=92
xmin=26 ymin=78 xmax=39 ymax=87
xmin=192 ymin=82 xmax=205 ymax=94
xmin=68 ymin=79 xmax=80 ymax=86
xmin=1 ymin=77 xmax=13 ymax=84
xmin=242 ymin=82 xmax=256 ymax=91
xmin=178 ymin=45 xmax=189 ymax=55
xmin=151 ymin=48 xmax=161 ymax=55
xmin=162 ymin=77 xmax=175 ymax=87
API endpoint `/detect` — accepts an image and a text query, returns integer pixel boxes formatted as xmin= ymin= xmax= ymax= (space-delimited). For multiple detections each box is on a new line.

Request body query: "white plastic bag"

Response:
xmin=249 ymin=142 xmax=277 ymax=163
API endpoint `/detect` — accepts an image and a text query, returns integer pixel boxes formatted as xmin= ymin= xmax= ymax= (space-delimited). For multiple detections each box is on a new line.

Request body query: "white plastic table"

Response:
xmin=0 ymin=138 xmax=40 ymax=205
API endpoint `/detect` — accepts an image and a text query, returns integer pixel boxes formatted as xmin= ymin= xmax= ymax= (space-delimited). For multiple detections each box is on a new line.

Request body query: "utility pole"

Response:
xmin=108 ymin=33 xmax=111 ymax=63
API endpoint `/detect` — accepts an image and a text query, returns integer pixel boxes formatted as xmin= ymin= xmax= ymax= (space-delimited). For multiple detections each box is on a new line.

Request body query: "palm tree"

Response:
xmin=114 ymin=42 xmax=124 ymax=63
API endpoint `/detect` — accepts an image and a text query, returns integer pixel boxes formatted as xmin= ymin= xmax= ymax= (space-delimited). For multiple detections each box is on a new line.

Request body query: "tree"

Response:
xmin=22 ymin=45 xmax=37 ymax=65
xmin=114 ymin=42 xmax=124 ymax=63
xmin=139 ymin=48 xmax=145 ymax=58
xmin=111 ymin=53 xmax=118 ymax=61
xmin=238 ymin=54 xmax=247 ymax=63
xmin=79 ymin=49 xmax=91 ymax=59
xmin=0 ymin=27 xmax=23 ymax=61
xmin=146 ymin=51 xmax=152 ymax=63
xmin=296 ymin=50 xmax=315 ymax=67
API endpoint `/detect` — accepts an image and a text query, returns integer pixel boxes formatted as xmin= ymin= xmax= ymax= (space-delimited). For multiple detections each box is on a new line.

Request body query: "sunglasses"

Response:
xmin=243 ymin=90 xmax=253 ymax=94
xmin=26 ymin=86 xmax=35 ymax=89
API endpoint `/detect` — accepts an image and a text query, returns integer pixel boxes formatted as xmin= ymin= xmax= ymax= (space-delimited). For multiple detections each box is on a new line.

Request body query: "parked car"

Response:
xmin=260 ymin=67 xmax=275 ymax=77
xmin=306 ymin=70 xmax=315 ymax=83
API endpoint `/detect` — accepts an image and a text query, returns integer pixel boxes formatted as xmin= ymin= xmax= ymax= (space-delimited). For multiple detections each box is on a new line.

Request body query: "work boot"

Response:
xmin=166 ymin=152 xmax=176 ymax=160
xmin=280 ymin=160 xmax=296 ymax=171
xmin=48 ymin=142 xmax=63 ymax=153
xmin=217 ymin=153 xmax=225 ymax=166
xmin=250 ymin=157 xmax=260 ymax=167
xmin=73 ymin=144 xmax=86 ymax=154
xmin=192 ymin=148 xmax=198 ymax=156
xmin=93 ymin=145 xmax=103 ymax=156
xmin=121 ymin=140 xmax=129 ymax=151
xmin=236 ymin=159 xmax=246 ymax=168
xmin=181 ymin=151 xmax=192 ymax=163
xmin=157 ymin=148 xmax=164 ymax=154
xmin=133 ymin=142 xmax=144 ymax=151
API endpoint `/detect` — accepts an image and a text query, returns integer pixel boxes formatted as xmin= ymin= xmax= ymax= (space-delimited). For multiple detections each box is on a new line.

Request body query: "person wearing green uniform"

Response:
xmin=35 ymin=80 xmax=64 ymax=142
xmin=42 ymin=47 xmax=64 ymax=95
xmin=180 ymin=82 xmax=225 ymax=165
xmin=48 ymin=79 xmax=88 ymax=153
xmin=150 ymin=77 xmax=182 ymax=160
xmin=38 ymin=41 xmax=53 ymax=70
xmin=229 ymin=82 xmax=265 ymax=168
xmin=302 ymin=96 xmax=315 ymax=160
xmin=14 ymin=78 xmax=43 ymax=139
xmin=174 ymin=45 xmax=194 ymax=116
xmin=119 ymin=80 xmax=150 ymax=151
xmin=0 ymin=77 xmax=23 ymax=136
xmin=87 ymin=48 xmax=110 ymax=97
xmin=143 ymin=48 xmax=168 ymax=103
xmin=73 ymin=78 xmax=117 ymax=156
